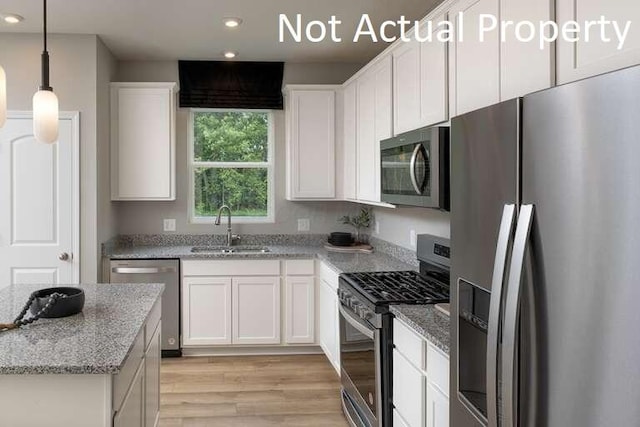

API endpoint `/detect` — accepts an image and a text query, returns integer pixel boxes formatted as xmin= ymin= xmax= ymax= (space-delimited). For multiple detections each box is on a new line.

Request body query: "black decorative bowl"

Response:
xmin=328 ymin=232 xmax=354 ymax=247
xmin=29 ymin=287 xmax=85 ymax=318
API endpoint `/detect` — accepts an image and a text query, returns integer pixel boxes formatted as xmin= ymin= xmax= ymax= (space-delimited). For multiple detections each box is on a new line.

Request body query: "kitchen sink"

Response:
xmin=190 ymin=245 xmax=271 ymax=254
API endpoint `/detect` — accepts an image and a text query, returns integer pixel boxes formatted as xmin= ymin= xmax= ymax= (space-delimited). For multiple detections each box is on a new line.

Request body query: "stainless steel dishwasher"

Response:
xmin=109 ymin=259 xmax=180 ymax=357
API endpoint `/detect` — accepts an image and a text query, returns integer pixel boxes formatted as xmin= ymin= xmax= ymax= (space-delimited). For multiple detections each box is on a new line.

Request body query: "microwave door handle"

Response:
xmin=339 ymin=305 xmax=375 ymax=340
xmin=486 ymin=204 xmax=517 ymax=427
xmin=501 ymin=205 xmax=535 ymax=427
xmin=409 ymin=143 xmax=423 ymax=195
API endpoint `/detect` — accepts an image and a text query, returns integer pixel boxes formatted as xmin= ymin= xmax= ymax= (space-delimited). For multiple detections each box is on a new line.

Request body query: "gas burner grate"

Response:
xmin=341 ymin=271 xmax=449 ymax=305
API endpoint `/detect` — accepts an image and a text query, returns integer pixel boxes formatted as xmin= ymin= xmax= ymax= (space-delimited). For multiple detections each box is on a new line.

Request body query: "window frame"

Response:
xmin=188 ymin=108 xmax=275 ymax=224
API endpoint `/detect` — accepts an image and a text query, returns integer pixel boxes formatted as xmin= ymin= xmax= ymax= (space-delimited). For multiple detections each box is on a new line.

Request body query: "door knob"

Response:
xmin=58 ymin=252 xmax=70 ymax=261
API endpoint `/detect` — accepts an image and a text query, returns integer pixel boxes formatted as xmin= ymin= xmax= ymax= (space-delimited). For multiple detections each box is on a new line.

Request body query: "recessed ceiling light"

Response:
xmin=223 ymin=17 xmax=242 ymax=28
xmin=2 ymin=14 xmax=24 ymax=24
xmin=223 ymin=51 xmax=238 ymax=59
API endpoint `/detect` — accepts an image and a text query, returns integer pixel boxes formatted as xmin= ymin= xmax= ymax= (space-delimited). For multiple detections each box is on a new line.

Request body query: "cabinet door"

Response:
xmin=356 ymin=55 xmax=392 ymax=203
xmin=393 ymin=348 xmax=425 ymax=427
xmin=500 ymin=0 xmax=554 ymax=99
xmin=114 ymin=361 xmax=144 ymax=427
xmin=375 ymin=56 xmax=393 ymax=142
xmin=343 ymin=81 xmax=358 ymax=200
xmin=420 ymin=13 xmax=449 ymax=126
xmin=426 ymin=382 xmax=449 ymax=427
xmin=393 ymin=40 xmax=422 ymax=134
xmin=287 ymin=90 xmax=336 ymax=199
xmin=285 ymin=276 xmax=315 ymax=344
xmin=182 ymin=277 xmax=232 ymax=346
xmin=145 ymin=323 xmax=161 ymax=427
xmin=111 ymin=84 xmax=176 ymax=201
xmin=318 ymin=278 xmax=340 ymax=374
xmin=557 ymin=0 xmax=640 ymax=84
xmin=233 ymin=277 xmax=281 ymax=344
xmin=449 ymin=0 xmax=500 ymax=116
xmin=356 ymin=72 xmax=378 ymax=202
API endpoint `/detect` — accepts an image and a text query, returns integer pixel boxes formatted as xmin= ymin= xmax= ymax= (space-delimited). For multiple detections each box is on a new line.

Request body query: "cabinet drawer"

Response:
xmin=182 ymin=260 xmax=280 ymax=276
xmin=113 ymin=328 xmax=144 ymax=412
xmin=394 ymin=318 xmax=425 ymax=370
xmin=393 ymin=348 xmax=424 ymax=427
xmin=427 ymin=343 xmax=450 ymax=396
xmin=145 ymin=299 xmax=161 ymax=350
xmin=285 ymin=259 xmax=315 ymax=276
xmin=318 ymin=261 xmax=339 ymax=290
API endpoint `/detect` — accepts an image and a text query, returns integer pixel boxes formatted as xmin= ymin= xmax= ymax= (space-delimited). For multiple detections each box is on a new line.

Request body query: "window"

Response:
xmin=189 ymin=110 xmax=274 ymax=223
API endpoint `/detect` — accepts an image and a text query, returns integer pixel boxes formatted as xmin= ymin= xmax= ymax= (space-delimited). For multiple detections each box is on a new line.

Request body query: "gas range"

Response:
xmin=340 ymin=270 xmax=450 ymax=306
xmin=338 ymin=234 xmax=451 ymax=427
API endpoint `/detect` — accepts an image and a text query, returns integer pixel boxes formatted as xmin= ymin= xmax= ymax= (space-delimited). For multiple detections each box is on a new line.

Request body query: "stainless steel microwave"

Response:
xmin=380 ymin=126 xmax=450 ymax=209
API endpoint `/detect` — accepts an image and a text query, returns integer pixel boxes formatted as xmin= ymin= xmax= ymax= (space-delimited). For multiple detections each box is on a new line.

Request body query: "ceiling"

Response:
xmin=0 ymin=0 xmax=441 ymax=62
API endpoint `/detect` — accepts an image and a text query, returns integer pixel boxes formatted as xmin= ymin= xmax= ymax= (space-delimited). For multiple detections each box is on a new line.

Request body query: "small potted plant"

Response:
xmin=339 ymin=207 xmax=372 ymax=244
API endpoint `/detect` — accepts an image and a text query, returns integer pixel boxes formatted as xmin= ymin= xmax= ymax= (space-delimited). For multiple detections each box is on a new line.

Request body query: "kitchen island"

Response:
xmin=0 ymin=283 xmax=163 ymax=427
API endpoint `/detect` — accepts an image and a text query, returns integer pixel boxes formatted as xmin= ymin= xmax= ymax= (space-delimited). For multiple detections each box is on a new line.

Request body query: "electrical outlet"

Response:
xmin=375 ymin=220 xmax=380 ymax=234
xmin=298 ymin=218 xmax=310 ymax=232
xmin=163 ymin=219 xmax=176 ymax=232
xmin=409 ymin=229 xmax=417 ymax=247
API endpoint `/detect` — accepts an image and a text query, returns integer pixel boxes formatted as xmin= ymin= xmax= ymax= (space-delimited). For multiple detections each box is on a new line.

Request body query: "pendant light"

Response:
xmin=32 ymin=0 xmax=59 ymax=144
xmin=0 ymin=65 xmax=6 ymax=128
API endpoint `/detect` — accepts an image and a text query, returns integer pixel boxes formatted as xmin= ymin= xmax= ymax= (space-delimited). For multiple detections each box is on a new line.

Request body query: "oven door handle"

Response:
xmin=339 ymin=304 xmax=375 ymax=340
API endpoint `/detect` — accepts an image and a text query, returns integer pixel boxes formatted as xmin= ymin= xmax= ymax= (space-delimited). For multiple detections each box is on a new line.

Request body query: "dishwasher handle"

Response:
xmin=111 ymin=267 xmax=177 ymax=274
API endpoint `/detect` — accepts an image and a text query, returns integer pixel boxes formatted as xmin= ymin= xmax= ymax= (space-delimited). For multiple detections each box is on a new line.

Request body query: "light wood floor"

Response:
xmin=159 ymin=354 xmax=349 ymax=427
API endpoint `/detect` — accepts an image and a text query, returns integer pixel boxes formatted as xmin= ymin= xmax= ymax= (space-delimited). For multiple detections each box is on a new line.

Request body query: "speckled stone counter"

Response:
xmin=106 ymin=243 xmax=419 ymax=274
xmin=0 ymin=283 xmax=163 ymax=374
xmin=390 ymin=304 xmax=450 ymax=354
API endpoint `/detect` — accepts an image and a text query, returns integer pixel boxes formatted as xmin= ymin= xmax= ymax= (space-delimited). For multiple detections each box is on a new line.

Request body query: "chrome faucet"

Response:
xmin=214 ymin=205 xmax=236 ymax=246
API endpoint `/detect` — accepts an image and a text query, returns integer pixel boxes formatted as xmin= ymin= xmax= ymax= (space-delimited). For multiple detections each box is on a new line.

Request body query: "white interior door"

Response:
xmin=0 ymin=112 xmax=79 ymax=288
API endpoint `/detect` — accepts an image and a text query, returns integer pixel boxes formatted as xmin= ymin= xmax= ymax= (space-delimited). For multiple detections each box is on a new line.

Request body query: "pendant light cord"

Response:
xmin=40 ymin=0 xmax=51 ymax=91
xmin=43 ymin=0 xmax=47 ymax=53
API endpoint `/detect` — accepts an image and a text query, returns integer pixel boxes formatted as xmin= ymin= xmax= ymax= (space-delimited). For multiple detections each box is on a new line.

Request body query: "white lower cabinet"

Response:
xmin=144 ymin=324 xmax=161 ymax=427
xmin=182 ymin=259 xmax=316 ymax=349
xmin=318 ymin=261 xmax=340 ymax=374
xmin=182 ymin=277 xmax=232 ymax=346
xmin=114 ymin=362 xmax=145 ymax=427
xmin=393 ymin=348 xmax=425 ymax=427
xmin=426 ymin=382 xmax=449 ymax=427
xmin=285 ymin=275 xmax=315 ymax=344
xmin=393 ymin=318 xmax=449 ymax=427
xmin=233 ymin=277 xmax=281 ymax=344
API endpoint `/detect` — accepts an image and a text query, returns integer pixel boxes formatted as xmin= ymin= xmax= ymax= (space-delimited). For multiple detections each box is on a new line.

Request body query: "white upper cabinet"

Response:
xmin=111 ymin=82 xmax=176 ymax=201
xmin=286 ymin=86 xmax=336 ymax=200
xmin=357 ymin=55 xmax=393 ymax=203
xmin=500 ymin=0 xmax=555 ymax=99
xmin=557 ymin=0 xmax=640 ymax=84
xmin=393 ymin=12 xmax=448 ymax=134
xmin=342 ymin=81 xmax=358 ymax=201
xmin=449 ymin=0 xmax=500 ymax=116
xmin=374 ymin=56 xmax=394 ymax=142
xmin=420 ymin=13 xmax=449 ymax=126
xmin=356 ymin=71 xmax=378 ymax=203
xmin=393 ymin=39 xmax=422 ymax=134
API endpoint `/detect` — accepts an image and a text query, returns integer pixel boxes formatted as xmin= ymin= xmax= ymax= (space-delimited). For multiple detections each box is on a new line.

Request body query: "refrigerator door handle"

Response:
xmin=486 ymin=204 xmax=517 ymax=427
xmin=501 ymin=204 xmax=535 ymax=427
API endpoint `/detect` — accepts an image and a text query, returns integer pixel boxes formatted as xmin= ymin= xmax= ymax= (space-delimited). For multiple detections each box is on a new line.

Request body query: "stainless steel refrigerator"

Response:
xmin=450 ymin=65 xmax=640 ymax=427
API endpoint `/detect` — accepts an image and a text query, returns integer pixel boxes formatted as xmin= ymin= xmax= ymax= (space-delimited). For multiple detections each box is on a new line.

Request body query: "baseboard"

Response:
xmin=181 ymin=345 xmax=324 ymax=357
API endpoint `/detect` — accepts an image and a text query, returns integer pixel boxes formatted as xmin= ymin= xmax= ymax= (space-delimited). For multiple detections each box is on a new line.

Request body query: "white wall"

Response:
xmin=114 ymin=61 xmax=367 ymax=236
xmin=372 ymin=206 xmax=450 ymax=249
xmin=0 ymin=33 xmax=114 ymax=282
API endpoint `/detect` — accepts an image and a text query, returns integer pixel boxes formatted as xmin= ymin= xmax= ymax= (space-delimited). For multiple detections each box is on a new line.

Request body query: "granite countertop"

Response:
xmin=390 ymin=304 xmax=450 ymax=355
xmin=0 ymin=283 xmax=164 ymax=375
xmin=107 ymin=244 xmax=419 ymax=274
